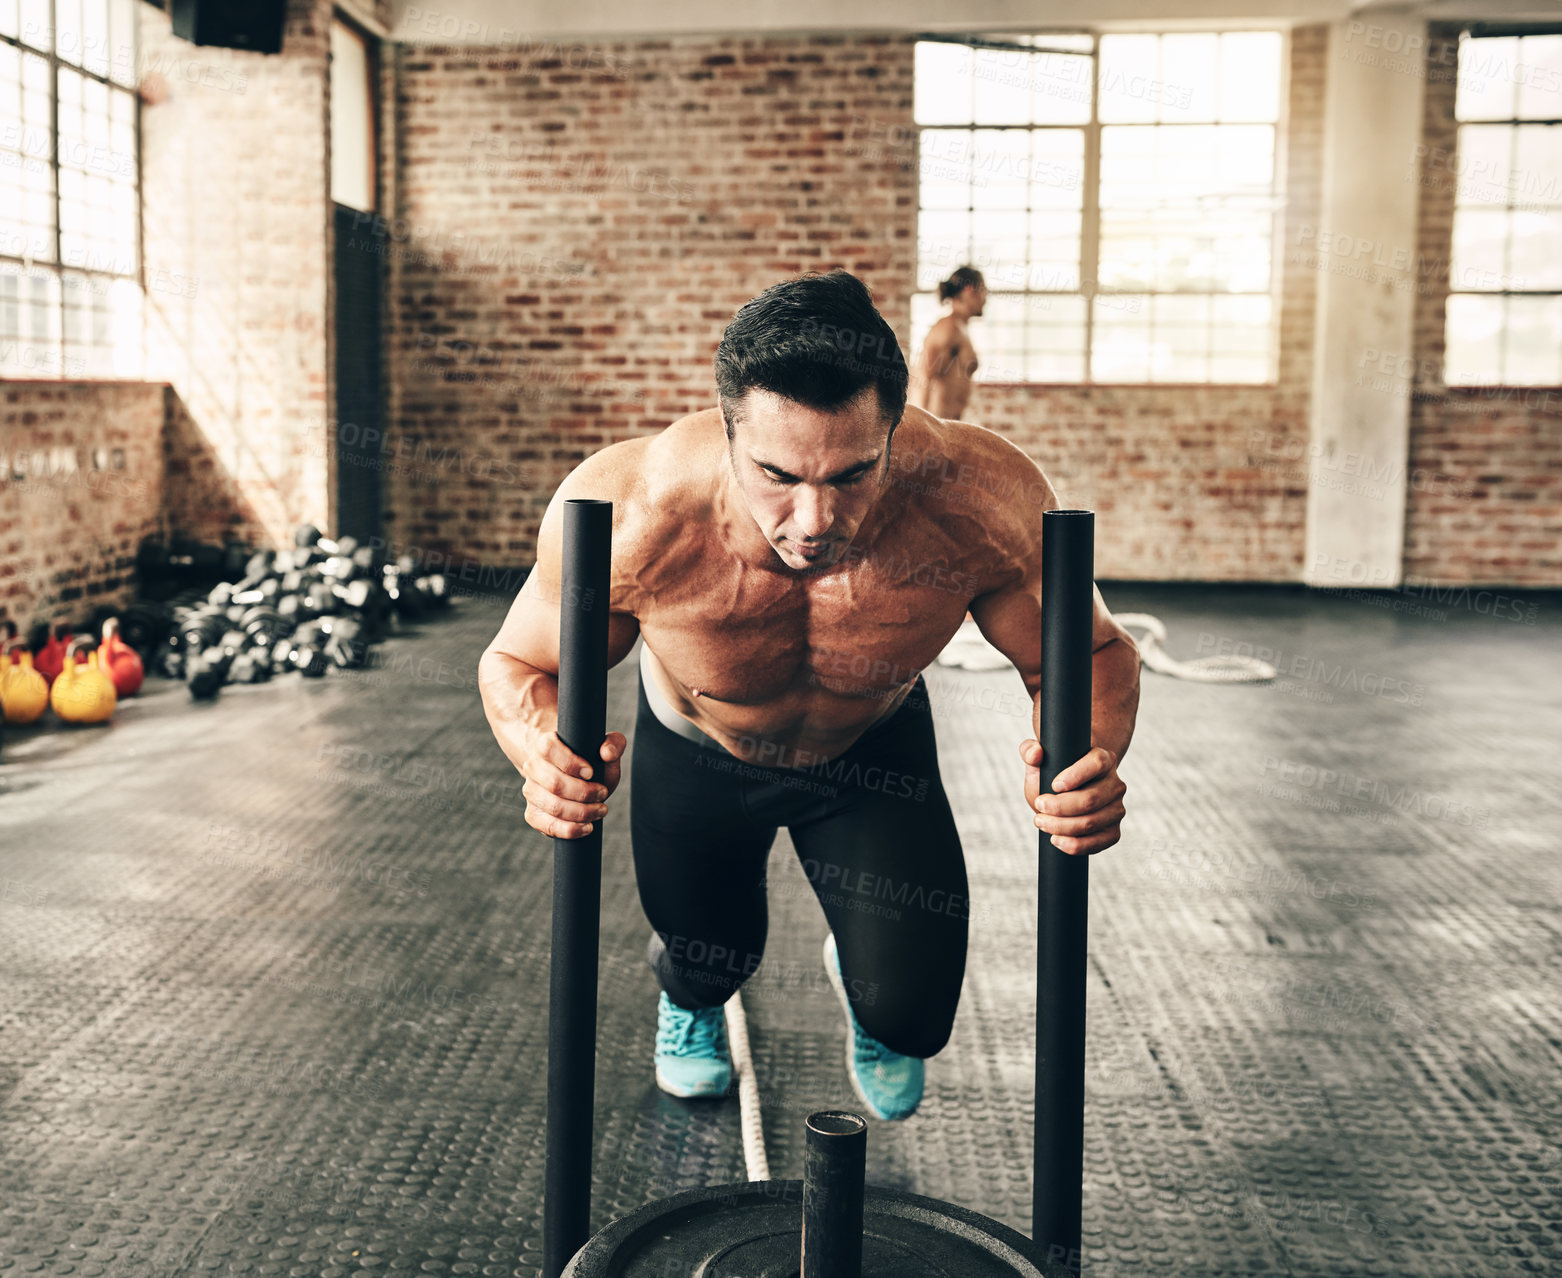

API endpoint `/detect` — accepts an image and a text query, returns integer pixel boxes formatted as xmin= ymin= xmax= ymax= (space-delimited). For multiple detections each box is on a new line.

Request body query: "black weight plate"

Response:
xmin=562 ymin=1183 xmax=1048 ymax=1278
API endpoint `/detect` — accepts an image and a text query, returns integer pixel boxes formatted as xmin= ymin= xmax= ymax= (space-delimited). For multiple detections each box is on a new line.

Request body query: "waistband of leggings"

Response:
xmin=638 ymin=642 xmax=728 ymax=752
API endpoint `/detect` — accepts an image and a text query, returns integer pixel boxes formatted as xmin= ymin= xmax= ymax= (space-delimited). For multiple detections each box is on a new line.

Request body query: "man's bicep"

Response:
xmin=969 ymin=579 xmax=1045 ymax=695
xmin=486 ymin=471 xmax=642 ymax=673
xmin=484 ymin=480 xmax=572 ymax=671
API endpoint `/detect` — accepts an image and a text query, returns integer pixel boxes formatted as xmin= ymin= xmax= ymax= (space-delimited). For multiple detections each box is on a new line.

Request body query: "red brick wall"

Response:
xmin=139 ymin=0 xmax=333 ymax=548
xmin=383 ymin=29 xmax=1324 ymax=580
xmin=385 ymin=35 xmax=917 ymax=565
xmin=1402 ymin=26 xmax=1562 ymax=587
xmin=0 ymin=383 xmax=166 ymax=633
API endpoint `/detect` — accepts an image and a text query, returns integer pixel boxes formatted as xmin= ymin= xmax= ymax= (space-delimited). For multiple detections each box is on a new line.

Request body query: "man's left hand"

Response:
xmin=1020 ymin=740 xmax=1126 ymax=856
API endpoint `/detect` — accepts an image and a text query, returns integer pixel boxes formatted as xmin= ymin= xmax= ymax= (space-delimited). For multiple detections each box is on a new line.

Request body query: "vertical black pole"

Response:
xmin=1033 ymin=509 xmax=1093 ymax=1278
xmin=544 ymin=499 xmax=613 ymax=1278
xmin=801 ymin=1110 xmax=867 ymax=1278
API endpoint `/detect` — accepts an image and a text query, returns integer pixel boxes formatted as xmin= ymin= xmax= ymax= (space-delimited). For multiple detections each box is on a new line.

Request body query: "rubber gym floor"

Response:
xmin=1 ymin=583 xmax=1557 ymax=1277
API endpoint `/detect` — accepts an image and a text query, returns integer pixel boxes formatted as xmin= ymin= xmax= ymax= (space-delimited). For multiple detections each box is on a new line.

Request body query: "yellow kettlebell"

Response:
xmin=1 ymin=638 xmax=49 ymax=725
xmin=50 ymin=636 xmax=117 ymax=725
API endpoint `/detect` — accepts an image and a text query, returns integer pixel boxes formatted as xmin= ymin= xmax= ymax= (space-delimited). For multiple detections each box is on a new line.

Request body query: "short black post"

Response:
xmin=801 ymin=1110 xmax=867 ymax=1278
xmin=1033 ymin=509 xmax=1094 ymax=1278
xmin=544 ymin=499 xmax=613 ymax=1278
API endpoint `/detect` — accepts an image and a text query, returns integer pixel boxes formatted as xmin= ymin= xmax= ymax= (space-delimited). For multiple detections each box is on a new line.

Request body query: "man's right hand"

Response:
xmin=520 ymin=728 xmax=627 ymax=839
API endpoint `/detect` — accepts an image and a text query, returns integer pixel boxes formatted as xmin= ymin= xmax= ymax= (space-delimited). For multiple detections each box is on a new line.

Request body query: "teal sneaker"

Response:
xmin=823 ymin=932 xmax=924 ymax=1120
xmin=653 ymin=991 xmax=732 ymax=1099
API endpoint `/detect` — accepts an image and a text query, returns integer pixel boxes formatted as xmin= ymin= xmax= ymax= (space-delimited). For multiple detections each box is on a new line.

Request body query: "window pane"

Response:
xmin=972 ymin=47 xmax=1033 ymax=125
xmin=1030 ymin=129 xmax=1084 ymax=209
xmin=1509 ymin=209 xmax=1562 ymax=290
xmin=81 ymin=0 xmax=109 ymax=77
xmin=63 ymin=270 xmax=112 ymax=376
xmin=1027 ymin=211 xmax=1081 ymax=291
xmin=0 ymin=262 xmax=64 ymax=375
xmin=1456 ymin=36 xmax=1519 ymax=121
xmin=969 ymin=129 xmax=1030 ymax=211
xmin=1153 ymin=293 xmax=1211 ymax=381
xmin=1209 ymin=353 xmax=1270 ymax=383
xmin=22 ymin=43 xmax=48 ymax=132
xmin=19 ymin=0 xmax=48 ymax=50
xmin=56 ymin=0 xmax=83 ymax=65
xmin=60 ymin=271 xmax=140 ymax=377
xmin=0 ymin=0 xmax=16 ymax=39
xmin=1444 ymin=292 xmax=1504 ymax=384
xmin=83 ymin=76 xmax=110 ymax=163
xmin=1098 ymin=213 xmax=1154 ymax=289
xmin=1458 ymin=124 xmax=1515 ymax=206
xmin=1159 ymin=33 xmax=1217 ymax=123
xmin=1030 ymin=51 xmax=1091 ymax=126
xmin=1515 ymin=35 xmax=1562 ymax=121
xmin=920 ymin=130 xmax=972 ymax=210
xmin=1099 ymin=34 xmax=1159 ymax=123
xmin=1093 ymin=302 xmax=1151 ymax=381
xmin=1213 ymin=295 xmax=1273 ymax=371
xmin=1212 ymin=293 xmax=1271 ymax=330
xmin=110 ymin=84 xmax=134 ymax=159
xmin=1219 ymin=32 xmax=1282 ymax=123
xmin=4 ymin=53 xmax=56 ymax=260
xmin=918 ymin=209 xmax=971 ymax=290
xmin=1216 ymin=125 xmax=1276 ymax=193
xmin=1099 ymin=123 xmax=1155 ymax=203
xmin=1450 ymin=207 xmax=1510 ymax=286
xmin=109 ymin=0 xmax=135 ymax=86
xmin=970 ymin=210 xmax=1027 ymax=286
xmin=330 ymin=17 xmax=375 ymax=211
xmin=1501 ymin=294 xmax=1562 ymax=384
xmin=1512 ymin=124 xmax=1562 ymax=208
xmin=915 ymin=43 xmax=973 ymax=126
xmin=910 ymin=292 xmax=943 ymax=362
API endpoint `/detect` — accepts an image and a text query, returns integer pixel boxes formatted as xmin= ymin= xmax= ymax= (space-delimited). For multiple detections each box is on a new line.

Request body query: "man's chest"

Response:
xmin=637 ymin=553 xmax=975 ymax=706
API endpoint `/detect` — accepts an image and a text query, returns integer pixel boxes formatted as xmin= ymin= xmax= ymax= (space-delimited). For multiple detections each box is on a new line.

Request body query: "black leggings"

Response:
xmin=629 ymin=670 xmax=968 ymax=1059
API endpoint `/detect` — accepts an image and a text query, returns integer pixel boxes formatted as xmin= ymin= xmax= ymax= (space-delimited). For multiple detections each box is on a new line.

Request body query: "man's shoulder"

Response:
xmin=896 ymin=408 xmax=1047 ymax=481
xmin=557 ymin=408 xmax=723 ymax=509
xmin=890 ymin=410 xmax=1056 ymax=572
xmin=552 ymin=409 xmax=724 ymax=568
xmin=923 ymin=313 xmax=961 ymax=344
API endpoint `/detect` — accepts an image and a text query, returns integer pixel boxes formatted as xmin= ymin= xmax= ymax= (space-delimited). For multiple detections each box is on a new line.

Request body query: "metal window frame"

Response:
xmin=912 ymin=29 xmax=1287 ymax=387
xmin=1 ymin=0 xmax=143 ymax=380
xmin=1446 ymin=30 xmax=1562 ymax=388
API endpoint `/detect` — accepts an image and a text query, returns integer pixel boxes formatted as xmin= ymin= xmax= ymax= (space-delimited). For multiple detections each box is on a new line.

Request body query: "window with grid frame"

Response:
xmin=1 ymin=0 xmax=142 ymax=380
xmin=912 ymin=30 xmax=1285 ymax=386
xmin=1444 ymin=30 xmax=1562 ymax=388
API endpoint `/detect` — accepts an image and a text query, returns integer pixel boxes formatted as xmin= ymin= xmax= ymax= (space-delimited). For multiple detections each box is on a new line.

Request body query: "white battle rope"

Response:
xmin=723 ymin=993 xmax=771 ymax=1181
xmin=936 ymin=613 xmax=1276 ymax=683
xmin=1113 ymin=613 xmax=1277 ymax=683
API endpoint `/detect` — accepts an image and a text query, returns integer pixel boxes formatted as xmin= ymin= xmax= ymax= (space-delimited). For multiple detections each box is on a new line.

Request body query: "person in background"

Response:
xmin=908 ymin=266 xmax=987 ymax=420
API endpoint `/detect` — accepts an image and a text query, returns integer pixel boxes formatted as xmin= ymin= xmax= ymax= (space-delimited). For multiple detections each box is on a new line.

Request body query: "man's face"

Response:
xmin=724 ymin=387 xmax=895 ymax=573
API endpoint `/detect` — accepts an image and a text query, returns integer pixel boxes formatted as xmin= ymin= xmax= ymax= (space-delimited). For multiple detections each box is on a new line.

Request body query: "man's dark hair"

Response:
xmin=938 ymin=266 xmax=985 ymax=302
xmin=714 ymin=271 xmax=908 ymax=438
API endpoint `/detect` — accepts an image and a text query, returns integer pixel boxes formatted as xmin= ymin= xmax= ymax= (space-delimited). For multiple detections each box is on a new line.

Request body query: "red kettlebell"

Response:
xmin=34 ymin=624 xmax=67 ymax=687
xmin=99 ymin=617 xmax=145 ymax=697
